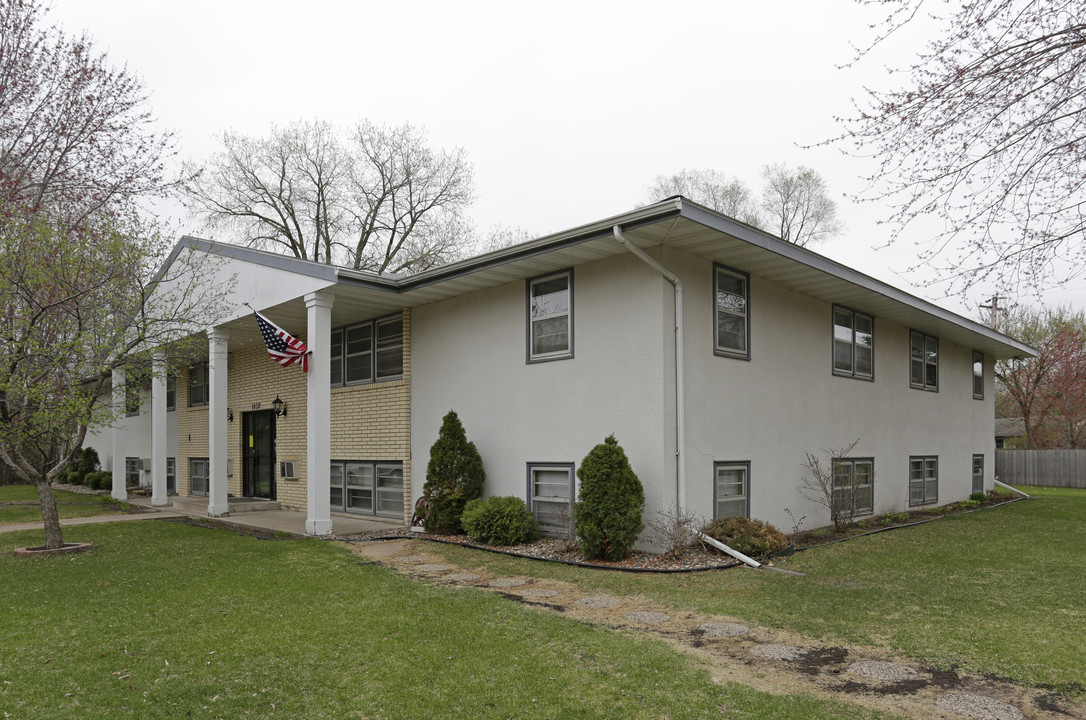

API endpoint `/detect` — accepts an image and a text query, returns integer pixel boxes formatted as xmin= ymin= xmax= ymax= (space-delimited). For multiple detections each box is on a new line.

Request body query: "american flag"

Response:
xmin=255 ymin=311 xmax=310 ymax=373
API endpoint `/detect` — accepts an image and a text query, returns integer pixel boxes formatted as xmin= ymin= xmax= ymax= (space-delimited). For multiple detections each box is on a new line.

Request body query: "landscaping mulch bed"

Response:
xmin=336 ymin=491 xmax=1026 ymax=573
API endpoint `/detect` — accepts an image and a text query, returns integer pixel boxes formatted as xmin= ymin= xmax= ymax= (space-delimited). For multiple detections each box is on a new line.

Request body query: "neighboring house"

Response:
xmin=93 ymin=197 xmax=1036 ymax=537
xmin=994 ymin=418 xmax=1028 ymax=449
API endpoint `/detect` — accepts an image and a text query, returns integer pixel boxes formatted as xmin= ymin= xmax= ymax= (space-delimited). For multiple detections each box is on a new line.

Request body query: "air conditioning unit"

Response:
xmin=279 ymin=461 xmax=296 ymax=479
xmin=139 ymin=458 xmax=152 ymax=471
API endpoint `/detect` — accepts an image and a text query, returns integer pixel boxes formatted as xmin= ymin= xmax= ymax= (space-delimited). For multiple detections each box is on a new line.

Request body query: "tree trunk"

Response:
xmin=33 ymin=478 xmax=64 ymax=549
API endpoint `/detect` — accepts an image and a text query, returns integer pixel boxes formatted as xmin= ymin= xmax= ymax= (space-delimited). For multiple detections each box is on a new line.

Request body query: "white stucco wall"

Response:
xmin=412 ymin=245 xmax=995 ymax=535
xmin=666 ymin=247 xmax=994 ymax=531
xmin=411 ymin=253 xmax=676 ymax=520
xmin=84 ymin=386 xmax=178 ymax=484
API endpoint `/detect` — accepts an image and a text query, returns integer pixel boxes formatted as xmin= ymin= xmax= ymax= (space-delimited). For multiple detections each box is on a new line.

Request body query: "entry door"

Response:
xmin=243 ymin=410 xmax=276 ymax=499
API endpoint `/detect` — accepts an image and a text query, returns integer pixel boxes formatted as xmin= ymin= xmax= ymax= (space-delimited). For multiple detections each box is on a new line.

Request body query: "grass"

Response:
xmin=1012 ymin=483 xmax=1085 ymax=498
xmin=0 ymin=520 xmax=898 ymax=720
xmin=0 ymin=485 xmax=128 ymax=526
xmin=428 ymin=492 xmax=1086 ymax=692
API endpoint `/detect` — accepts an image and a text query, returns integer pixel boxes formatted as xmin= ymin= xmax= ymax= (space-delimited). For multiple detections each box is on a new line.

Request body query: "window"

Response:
xmin=972 ymin=454 xmax=984 ymax=494
xmin=714 ymin=265 xmax=749 ymax=359
xmin=833 ymin=306 xmax=874 ymax=379
xmin=527 ymin=271 xmax=573 ymax=362
xmin=125 ymin=457 xmax=140 ymax=487
xmin=166 ymin=457 xmax=176 ymax=494
xmin=527 ymin=463 xmax=575 ymax=536
xmin=189 ymin=362 xmax=209 ymax=407
xmin=909 ymin=331 xmax=939 ymax=390
xmin=166 ymin=373 xmax=176 ymax=411
xmin=330 ymin=461 xmax=403 ymax=518
xmin=124 ymin=371 xmax=140 ymax=417
xmin=909 ymin=456 xmax=938 ymax=506
xmin=330 ymin=314 xmax=404 ymax=386
xmin=713 ymin=462 xmax=750 ymax=518
xmin=832 ymin=458 xmax=874 ymax=517
xmin=190 ymin=458 xmax=209 ymax=496
xmin=972 ymin=350 xmax=984 ymax=399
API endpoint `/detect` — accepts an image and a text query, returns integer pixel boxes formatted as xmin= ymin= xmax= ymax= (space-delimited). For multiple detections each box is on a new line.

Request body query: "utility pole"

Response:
xmin=980 ymin=295 xmax=1003 ymax=329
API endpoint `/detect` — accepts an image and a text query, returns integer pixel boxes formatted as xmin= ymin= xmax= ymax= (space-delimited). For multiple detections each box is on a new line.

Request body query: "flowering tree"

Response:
xmin=838 ymin=0 xmax=1086 ymax=292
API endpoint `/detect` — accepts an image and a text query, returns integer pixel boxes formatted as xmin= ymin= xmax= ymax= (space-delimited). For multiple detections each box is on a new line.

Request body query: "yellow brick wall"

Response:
xmin=177 ymin=309 xmax=412 ymax=522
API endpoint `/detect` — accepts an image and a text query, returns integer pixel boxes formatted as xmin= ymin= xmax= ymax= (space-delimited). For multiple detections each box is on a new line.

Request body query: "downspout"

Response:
xmin=613 ymin=225 xmax=686 ymax=513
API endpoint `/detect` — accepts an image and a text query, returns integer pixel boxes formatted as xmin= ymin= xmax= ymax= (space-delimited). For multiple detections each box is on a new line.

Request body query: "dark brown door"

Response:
xmin=243 ymin=410 xmax=276 ymax=499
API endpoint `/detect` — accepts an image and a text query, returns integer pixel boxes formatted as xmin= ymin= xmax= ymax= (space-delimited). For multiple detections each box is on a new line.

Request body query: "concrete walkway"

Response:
xmin=1 ymin=494 xmax=404 ymax=537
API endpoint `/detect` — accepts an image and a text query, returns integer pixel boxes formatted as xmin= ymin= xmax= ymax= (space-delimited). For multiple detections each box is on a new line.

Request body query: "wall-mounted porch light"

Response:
xmin=227 ymin=408 xmax=234 ymax=422
xmin=272 ymin=395 xmax=286 ymax=417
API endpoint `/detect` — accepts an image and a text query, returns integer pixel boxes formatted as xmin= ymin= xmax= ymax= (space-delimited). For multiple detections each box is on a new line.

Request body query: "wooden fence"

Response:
xmin=995 ymin=449 xmax=1086 ymax=489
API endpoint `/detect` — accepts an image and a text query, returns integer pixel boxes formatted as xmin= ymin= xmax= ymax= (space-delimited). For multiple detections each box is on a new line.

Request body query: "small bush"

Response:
xmin=574 ymin=435 xmax=644 ymax=561
xmin=644 ymin=506 xmax=703 ymax=559
xmin=969 ymin=491 xmax=987 ymax=502
xmin=85 ymin=471 xmax=111 ymax=490
xmin=881 ymin=512 xmax=910 ymax=524
xmin=988 ymin=488 xmax=1017 ymax=501
xmin=700 ymin=516 xmax=788 ymax=559
xmin=461 ymin=496 xmax=538 ymax=546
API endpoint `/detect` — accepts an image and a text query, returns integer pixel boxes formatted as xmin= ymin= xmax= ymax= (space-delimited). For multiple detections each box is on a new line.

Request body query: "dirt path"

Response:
xmin=346 ymin=538 xmax=1082 ymax=720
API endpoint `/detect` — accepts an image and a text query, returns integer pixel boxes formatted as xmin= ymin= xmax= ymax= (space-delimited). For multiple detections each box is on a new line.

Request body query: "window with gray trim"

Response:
xmin=125 ymin=457 xmax=140 ymax=487
xmin=714 ymin=265 xmax=749 ymax=359
xmin=972 ymin=350 xmax=984 ymax=399
xmin=124 ymin=370 xmax=140 ymax=417
xmin=909 ymin=456 xmax=938 ymax=506
xmin=330 ymin=460 xmax=404 ymax=518
xmin=713 ymin=461 xmax=750 ymax=518
xmin=167 ymin=457 xmax=176 ymax=494
xmin=909 ymin=331 xmax=939 ymax=390
xmin=330 ymin=314 xmax=404 ymax=386
xmin=527 ymin=271 xmax=573 ymax=362
xmin=527 ymin=463 xmax=575 ymax=536
xmin=188 ymin=362 xmax=209 ymax=407
xmin=166 ymin=373 xmax=176 ymax=411
xmin=190 ymin=457 xmax=209 ymax=496
xmin=972 ymin=454 xmax=984 ymax=494
xmin=832 ymin=458 xmax=874 ymax=517
xmin=833 ymin=306 xmax=874 ymax=379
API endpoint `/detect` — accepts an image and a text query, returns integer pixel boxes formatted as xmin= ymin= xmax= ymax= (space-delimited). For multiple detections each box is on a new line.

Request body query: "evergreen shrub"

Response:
xmin=85 ymin=471 xmax=111 ymax=490
xmin=700 ymin=516 xmax=788 ymax=559
xmin=573 ymin=434 xmax=644 ymax=561
xmin=461 ymin=496 xmax=538 ymax=546
xmin=420 ymin=410 xmax=485 ymax=534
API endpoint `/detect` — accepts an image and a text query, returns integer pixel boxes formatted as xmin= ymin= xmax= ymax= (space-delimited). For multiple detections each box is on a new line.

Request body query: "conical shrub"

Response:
xmin=421 ymin=410 xmax=485 ymax=534
xmin=574 ymin=434 xmax=644 ymax=561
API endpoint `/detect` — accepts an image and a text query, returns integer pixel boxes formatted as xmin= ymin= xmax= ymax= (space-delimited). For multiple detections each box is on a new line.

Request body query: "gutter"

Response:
xmin=613 ymin=225 xmax=686 ymax=513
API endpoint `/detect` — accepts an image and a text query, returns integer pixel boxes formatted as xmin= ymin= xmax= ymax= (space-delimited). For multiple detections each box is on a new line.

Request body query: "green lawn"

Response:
xmin=430 ymin=492 xmax=1086 ymax=692
xmin=0 ymin=520 xmax=897 ymax=720
xmin=0 ymin=485 xmax=126 ymax=526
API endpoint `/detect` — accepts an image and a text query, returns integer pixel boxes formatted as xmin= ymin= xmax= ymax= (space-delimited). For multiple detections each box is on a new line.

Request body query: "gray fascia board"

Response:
xmin=675 ymin=201 xmax=1038 ymax=359
xmin=176 ymin=236 xmax=343 ymax=283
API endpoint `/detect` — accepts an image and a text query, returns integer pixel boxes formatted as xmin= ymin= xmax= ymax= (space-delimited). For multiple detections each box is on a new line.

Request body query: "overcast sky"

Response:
xmin=47 ymin=0 xmax=1086 ymax=318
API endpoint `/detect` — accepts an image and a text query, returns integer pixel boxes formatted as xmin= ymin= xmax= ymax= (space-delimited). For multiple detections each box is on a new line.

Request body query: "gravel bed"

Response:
xmin=624 ymin=611 xmax=671 ymax=624
xmin=847 ymin=660 xmax=918 ymax=682
xmin=414 ymin=564 xmax=451 ymax=573
xmin=697 ymin=621 xmax=749 ymax=638
xmin=750 ymin=644 xmax=807 ymax=661
xmin=936 ymin=693 xmax=1023 ymax=720
xmin=577 ymin=595 xmax=621 ymax=608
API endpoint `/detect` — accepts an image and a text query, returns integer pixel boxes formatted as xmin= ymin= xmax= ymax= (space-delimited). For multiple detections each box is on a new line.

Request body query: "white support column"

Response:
xmin=305 ymin=291 xmax=334 ymax=536
xmin=110 ymin=368 xmax=127 ymax=501
xmin=207 ymin=328 xmax=230 ymax=517
xmin=150 ymin=351 xmax=170 ymax=507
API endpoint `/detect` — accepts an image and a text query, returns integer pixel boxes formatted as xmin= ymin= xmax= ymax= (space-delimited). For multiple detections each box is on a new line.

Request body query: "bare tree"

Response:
xmin=189 ymin=119 xmax=476 ymax=273
xmin=760 ymin=163 xmax=843 ymax=247
xmin=799 ymin=439 xmax=864 ymax=531
xmin=837 ymin=0 xmax=1086 ymax=293
xmin=0 ymin=0 xmax=184 ymax=224
xmin=474 ymin=223 xmax=534 ymax=255
xmin=646 ymin=169 xmax=762 ymax=227
xmin=645 ymin=165 xmax=843 ymax=246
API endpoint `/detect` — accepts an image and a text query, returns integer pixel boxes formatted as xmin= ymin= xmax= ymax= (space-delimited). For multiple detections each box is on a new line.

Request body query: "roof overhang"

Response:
xmin=175 ymin=197 xmax=1036 ymax=360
